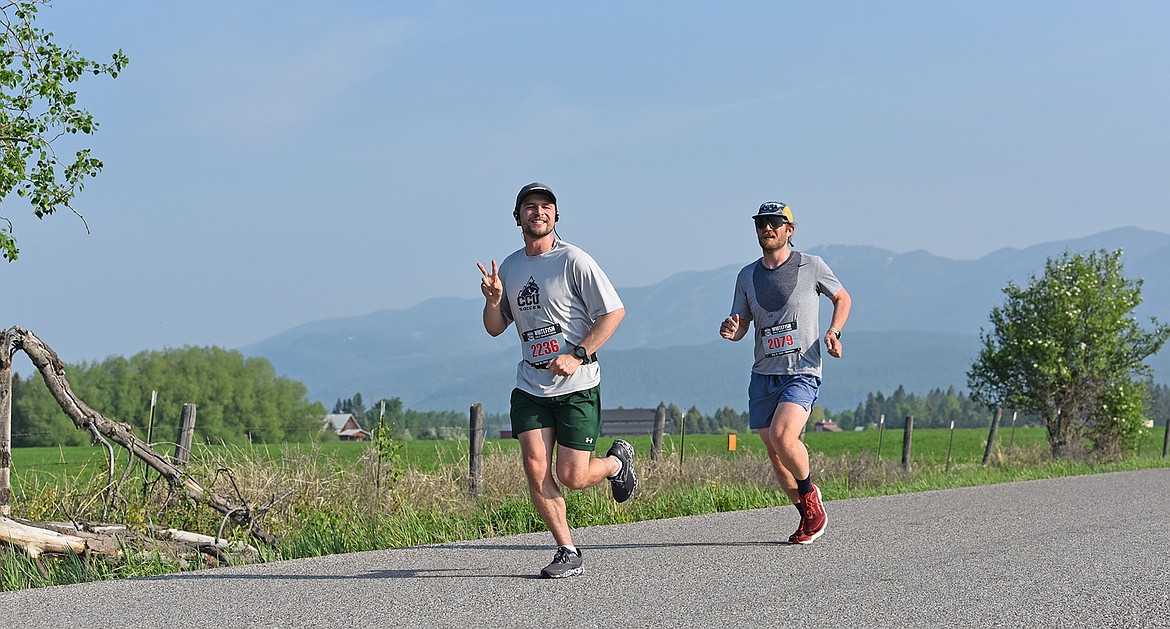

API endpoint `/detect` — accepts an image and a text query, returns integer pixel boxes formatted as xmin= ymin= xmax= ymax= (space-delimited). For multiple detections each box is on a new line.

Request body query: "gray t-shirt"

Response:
xmin=729 ymin=251 xmax=843 ymax=377
xmin=499 ymin=240 xmax=624 ymax=397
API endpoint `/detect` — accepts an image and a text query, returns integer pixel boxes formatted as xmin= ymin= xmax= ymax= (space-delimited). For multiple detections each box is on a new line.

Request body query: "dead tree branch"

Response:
xmin=7 ymin=326 xmax=277 ymax=546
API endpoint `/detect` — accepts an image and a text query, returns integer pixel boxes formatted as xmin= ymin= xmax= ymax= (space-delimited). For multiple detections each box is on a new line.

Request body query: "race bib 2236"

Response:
xmin=522 ymin=323 xmax=568 ymax=368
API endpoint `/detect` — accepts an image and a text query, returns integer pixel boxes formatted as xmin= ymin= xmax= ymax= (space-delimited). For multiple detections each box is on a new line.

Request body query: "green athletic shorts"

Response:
xmin=510 ymin=385 xmax=602 ymax=452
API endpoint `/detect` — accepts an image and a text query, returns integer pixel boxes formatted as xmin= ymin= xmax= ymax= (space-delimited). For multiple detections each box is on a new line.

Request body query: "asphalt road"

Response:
xmin=2 ymin=469 xmax=1168 ymax=628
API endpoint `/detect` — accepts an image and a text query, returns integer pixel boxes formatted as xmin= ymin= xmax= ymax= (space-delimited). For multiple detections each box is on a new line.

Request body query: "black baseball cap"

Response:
xmin=515 ymin=182 xmax=557 ymax=210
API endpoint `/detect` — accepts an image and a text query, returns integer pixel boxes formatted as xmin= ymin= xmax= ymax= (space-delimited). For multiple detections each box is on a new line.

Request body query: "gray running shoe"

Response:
xmin=540 ymin=547 xmax=584 ymax=579
xmin=606 ymin=439 xmax=638 ymax=503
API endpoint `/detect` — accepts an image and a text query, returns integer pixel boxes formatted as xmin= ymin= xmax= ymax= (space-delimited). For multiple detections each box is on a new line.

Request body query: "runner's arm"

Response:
xmin=574 ymin=307 xmax=625 ymax=355
xmin=823 ymin=287 xmax=851 ymax=358
xmin=827 ymin=287 xmax=851 ymax=335
xmin=483 ymin=302 xmax=508 ymax=337
xmin=546 ymin=307 xmax=625 ymax=377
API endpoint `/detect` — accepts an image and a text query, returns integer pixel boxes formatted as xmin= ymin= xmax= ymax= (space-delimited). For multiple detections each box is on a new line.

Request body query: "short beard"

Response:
xmin=523 ymin=222 xmax=554 ymax=240
xmin=758 ymin=234 xmax=786 ymax=252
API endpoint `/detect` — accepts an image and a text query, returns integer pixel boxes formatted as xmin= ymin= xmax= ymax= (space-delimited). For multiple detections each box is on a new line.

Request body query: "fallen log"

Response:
xmin=0 ymin=516 xmax=90 ymax=559
xmin=147 ymin=524 xmax=259 ymax=559
xmin=2 ymin=517 xmax=261 ymax=568
xmin=6 ymin=327 xmax=277 ymax=546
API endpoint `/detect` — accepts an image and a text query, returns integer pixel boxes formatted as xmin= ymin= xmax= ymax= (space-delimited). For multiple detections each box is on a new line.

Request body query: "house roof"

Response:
xmin=602 ymin=408 xmax=658 ymax=421
xmin=322 ymin=413 xmax=364 ymax=432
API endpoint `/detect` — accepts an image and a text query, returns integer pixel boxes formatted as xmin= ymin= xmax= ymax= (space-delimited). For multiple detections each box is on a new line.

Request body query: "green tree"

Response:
xmin=827 ymin=386 xmax=1036 ymax=431
xmin=712 ymin=406 xmax=747 ymax=433
xmin=340 ymin=393 xmax=472 ymax=441
xmin=967 ymin=249 xmax=1170 ymax=457
xmin=10 ymin=371 xmax=87 ymax=445
xmin=350 ymin=392 xmax=366 ymax=421
xmin=12 ymin=346 xmax=324 ymax=446
xmin=667 ymin=403 xmax=684 ymax=434
xmin=684 ymin=406 xmax=707 ymax=433
xmin=363 ymin=397 xmax=404 ymax=439
xmin=1 ymin=1 xmax=128 ymax=261
xmin=808 ymin=405 xmax=826 ymax=427
xmin=839 ymin=403 xmax=864 ymax=431
xmin=863 ymin=392 xmax=883 ymax=426
xmin=1150 ymin=382 xmax=1170 ymax=428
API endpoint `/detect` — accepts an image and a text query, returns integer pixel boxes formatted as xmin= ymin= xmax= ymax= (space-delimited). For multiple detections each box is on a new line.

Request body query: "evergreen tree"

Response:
xmin=351 ymin=392 xmax=366 ymax=423
xmin=668 ymin=403 xmax=684 ymax=434
xmin=1147 ymin=382 xmax=1169 ymax=427
xmin=864 ymin=393 xmax=883 ymax=426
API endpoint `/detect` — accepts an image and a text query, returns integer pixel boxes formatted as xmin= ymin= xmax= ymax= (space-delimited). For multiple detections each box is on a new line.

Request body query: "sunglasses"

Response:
xmin=754 ymin=216 xmax=790 ymax=230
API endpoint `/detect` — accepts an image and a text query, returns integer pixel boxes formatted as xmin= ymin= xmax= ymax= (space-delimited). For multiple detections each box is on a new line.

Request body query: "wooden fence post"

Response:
xmin=142 ymin=389 xmax=157 ymax=499
xmin=876 ymin=414 xmax=885 ymax=460
xmin=1162 ymin=417 xmax=1169 ymax=459
xmin=945 ymin=420 xmax=956 ymax=473
xmin=901 ymin=415 xmax=914 ymax=472
xmin=0 ymin=329 xmax=13 ymax=517
xmin=1007 ymin=410 xmax=1019 ymax=450
xmin=982 ymin=406 xmax=1003 ymax=467
xmin=375 ymin=400 xmax=386 ymax=491
xmin=173 ymin=403 xmax=197 ymax=467
xmin=469 ymin=403 xmax=484 ymax=496
xmin=651 ymin=402 xmax=666 ymax=462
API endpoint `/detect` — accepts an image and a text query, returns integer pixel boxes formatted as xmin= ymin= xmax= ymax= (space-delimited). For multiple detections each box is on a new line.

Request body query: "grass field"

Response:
xmin=4 ymin=425 xmax=1169 ymax=591
xmin=11 ymin=424 xmax=1168 ymax=491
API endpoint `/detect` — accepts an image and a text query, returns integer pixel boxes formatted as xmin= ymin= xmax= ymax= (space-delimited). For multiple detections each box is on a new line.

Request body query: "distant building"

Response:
xmin=498 ymin=408 xmax=667 ymax=439
xmin=321 ymin=413 xmax=372 ymax=441
xmin=601 ymin=408 xmax=663 ymax=437
xmin=813 ymin=420 xmax=843 ymax=432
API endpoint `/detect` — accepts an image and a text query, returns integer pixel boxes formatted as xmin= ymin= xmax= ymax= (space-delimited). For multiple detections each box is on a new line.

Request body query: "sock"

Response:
xmin=608 ymin=456 xmax=624 ymax=479
xmin=796 ymin=474 xmax=813 ymax=496
xmin=560 ymin=544 xmax=578 ymax=555
xmin=796 ymin=502 xmax=807 ymax=518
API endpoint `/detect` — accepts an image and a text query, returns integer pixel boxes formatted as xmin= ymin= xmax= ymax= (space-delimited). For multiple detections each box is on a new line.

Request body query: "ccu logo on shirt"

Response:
xmin=517 ymin=276 xmax=541 ymax=311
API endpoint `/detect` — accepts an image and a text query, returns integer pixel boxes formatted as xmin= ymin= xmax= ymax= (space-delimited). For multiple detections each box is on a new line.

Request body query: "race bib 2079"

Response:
xmin=760 ymin=321 xmax=800 ymax=358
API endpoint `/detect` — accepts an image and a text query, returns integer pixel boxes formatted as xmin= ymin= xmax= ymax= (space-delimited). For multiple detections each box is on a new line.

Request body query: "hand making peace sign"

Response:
xmin=477 ymin=259 xmax=503 ymax=306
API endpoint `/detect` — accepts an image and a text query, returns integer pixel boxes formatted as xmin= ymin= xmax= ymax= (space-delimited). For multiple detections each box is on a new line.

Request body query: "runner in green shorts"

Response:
xmin=477 ymin=182 xmax=638 ymax=579
xmin=510 ymin=385 xmax=603 ymax=451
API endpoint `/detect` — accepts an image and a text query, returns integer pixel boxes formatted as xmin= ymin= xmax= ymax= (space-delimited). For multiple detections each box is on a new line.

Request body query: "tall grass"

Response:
xmin=3 ymin=429 xmax=1168 ymax=591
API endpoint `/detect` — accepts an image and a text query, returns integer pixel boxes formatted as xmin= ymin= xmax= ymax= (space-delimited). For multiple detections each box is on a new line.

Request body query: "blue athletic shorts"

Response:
xmin=748 ymin=373 xmax=822 ymax=429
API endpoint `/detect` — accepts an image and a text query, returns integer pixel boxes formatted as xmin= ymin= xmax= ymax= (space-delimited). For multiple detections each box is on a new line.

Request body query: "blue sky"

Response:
xmin=5 ymin=1 xmax=1170 ymax=369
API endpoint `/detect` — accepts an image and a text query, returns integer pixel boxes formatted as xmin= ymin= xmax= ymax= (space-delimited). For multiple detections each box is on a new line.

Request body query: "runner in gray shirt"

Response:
xmin=478 ymin=182 xmax=637 ymax=579
xmin=720 ymin=201 xmax=852 ymax=544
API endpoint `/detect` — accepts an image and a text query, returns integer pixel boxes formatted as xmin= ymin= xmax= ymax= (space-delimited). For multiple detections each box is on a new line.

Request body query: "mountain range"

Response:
xmin=241 ymin=227 xmax=1170 ymax=415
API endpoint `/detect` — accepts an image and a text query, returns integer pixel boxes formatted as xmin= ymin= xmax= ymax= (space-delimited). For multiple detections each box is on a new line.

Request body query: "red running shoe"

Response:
xmin=790 ymin=484 xmax=826 ymax=544
xmin=788 ymin=502 xmax=808 ymax=544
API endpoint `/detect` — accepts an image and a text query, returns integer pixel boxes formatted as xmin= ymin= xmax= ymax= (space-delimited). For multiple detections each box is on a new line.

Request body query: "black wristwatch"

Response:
xmin=572 ymin=345 xmax=590 ymax=361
